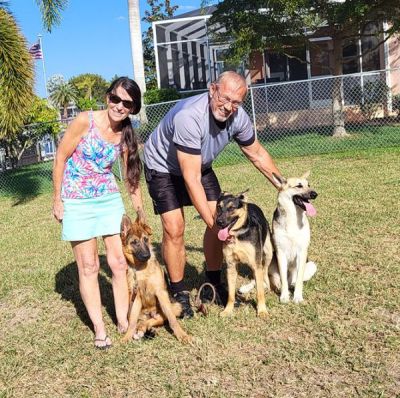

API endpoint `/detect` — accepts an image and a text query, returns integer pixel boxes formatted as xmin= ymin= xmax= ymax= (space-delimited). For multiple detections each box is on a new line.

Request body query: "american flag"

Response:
xmin=28 ymin=42 xmax=43 ymax=60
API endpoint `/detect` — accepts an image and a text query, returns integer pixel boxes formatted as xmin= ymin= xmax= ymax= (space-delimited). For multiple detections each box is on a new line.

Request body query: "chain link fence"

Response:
xmin=1 ymin=69 xmax=399 ymax=198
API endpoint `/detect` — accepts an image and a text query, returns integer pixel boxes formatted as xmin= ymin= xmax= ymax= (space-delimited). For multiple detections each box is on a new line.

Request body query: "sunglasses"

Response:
xmin=108 ymin=93 xmax=135 ymax=109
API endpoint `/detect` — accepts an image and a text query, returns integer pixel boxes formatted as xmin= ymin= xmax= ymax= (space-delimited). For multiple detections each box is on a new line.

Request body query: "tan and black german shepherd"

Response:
xmin=216 ymin=191 xmax=274 ymax=318
xmin=120 ymin=214 xmax=192 ymax=343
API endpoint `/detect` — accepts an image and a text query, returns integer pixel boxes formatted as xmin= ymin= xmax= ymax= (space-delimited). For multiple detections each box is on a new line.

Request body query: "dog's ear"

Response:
xmin=301 ymin=170 xmax=311 ymax=180
xmin=135 ymin=215 xmax=153 ymax=236
xmin=142 ymin=223 xmax=153 ymax=236
xmin=238 ymin=188 xmax=249 ymax=203
xmin=272 ymin=173 xmax=286 ymax=189
xmin=121 ymin=214 xmax=132 ymax=240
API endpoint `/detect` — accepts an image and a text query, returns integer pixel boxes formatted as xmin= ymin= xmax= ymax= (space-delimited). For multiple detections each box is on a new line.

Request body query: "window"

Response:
xmin=362 ymin=23 xmax=381 ymax=71
xmin=342 ymin=40 xmax=359 ymax=74
xmin=309 ymin=40 xmax=333 ymax=76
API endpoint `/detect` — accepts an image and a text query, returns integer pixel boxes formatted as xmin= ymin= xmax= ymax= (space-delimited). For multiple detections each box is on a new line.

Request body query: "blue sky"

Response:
xmin=10 ymin=0 xmax=203 ymax=97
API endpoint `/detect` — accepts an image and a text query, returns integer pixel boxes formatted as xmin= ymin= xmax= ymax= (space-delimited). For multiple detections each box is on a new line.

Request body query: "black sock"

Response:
xmin=206 ymin=270 xmax=222 ymax=286
xmin=169 ymin=279 xmax=187 ymax=295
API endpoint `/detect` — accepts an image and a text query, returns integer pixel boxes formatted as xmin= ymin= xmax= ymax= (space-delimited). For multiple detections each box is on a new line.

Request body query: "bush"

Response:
xmin=392 ymin=94 xmax=400 ymax=114
xmin=76 ymin=98 xmax=99 ymax=111
xmin=143 ymin=88 xmax=181 ymax=105
xmin=348 ymin=80 xmax=390 ymax=119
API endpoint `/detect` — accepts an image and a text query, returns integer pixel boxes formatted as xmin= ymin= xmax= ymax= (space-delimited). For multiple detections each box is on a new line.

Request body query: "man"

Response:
xmin=143 ymin=71 xmax=281 ymax=317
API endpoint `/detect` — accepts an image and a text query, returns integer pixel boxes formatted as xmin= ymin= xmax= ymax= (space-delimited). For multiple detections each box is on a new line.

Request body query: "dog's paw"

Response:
xmin=220 ymin=308 xmax=234 ymax=317
xmin=279 ymin=292 xmax=290 ymax=303
xmin=121 ymin=330 xmax=134 ymax=343
xmin=133 ymin=330 xmax=145 ymax=340
xmin=292 ymin=293 xmax=304 ymax=304
xmin=257 ymin=308 xmax=268 ymax=318
xmin=178 ymin=333 xmax=193 ymax=344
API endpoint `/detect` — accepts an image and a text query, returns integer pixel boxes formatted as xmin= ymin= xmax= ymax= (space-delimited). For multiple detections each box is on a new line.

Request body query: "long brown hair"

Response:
xmin=106 ymin=77 xmax=142 ymax=191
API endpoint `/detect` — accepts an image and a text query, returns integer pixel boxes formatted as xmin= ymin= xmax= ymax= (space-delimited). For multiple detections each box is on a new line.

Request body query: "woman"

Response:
xmin=53 ymin=77 xmax=144 ymax=349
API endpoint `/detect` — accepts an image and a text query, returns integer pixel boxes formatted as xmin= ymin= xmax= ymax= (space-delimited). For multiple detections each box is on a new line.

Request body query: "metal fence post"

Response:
xmin=249 ymin=85 xmax=258 ymax=139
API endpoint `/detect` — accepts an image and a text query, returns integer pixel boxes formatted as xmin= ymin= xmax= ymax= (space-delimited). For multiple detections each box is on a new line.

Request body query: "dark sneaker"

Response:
xmin=171 ymin=291 xmax=194 ymax=319
xmin=199 ymin=283 xmax=240 ymax=307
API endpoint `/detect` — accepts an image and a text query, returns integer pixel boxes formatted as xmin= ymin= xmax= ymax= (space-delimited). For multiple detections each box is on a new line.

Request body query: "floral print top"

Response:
xmin=61 ymin=112 xmax=122 ymax=199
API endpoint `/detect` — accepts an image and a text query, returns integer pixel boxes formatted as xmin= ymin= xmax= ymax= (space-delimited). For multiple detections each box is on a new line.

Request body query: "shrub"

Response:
xmin=143 ymin=88 xmax=180 ymax=105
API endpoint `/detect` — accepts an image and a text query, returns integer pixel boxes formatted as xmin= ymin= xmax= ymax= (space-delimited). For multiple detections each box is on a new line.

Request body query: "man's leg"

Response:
xmin=160 ymin=207 xmax=194 ymax=318
xmin=161 ymin=207 xmax=186 ymax=282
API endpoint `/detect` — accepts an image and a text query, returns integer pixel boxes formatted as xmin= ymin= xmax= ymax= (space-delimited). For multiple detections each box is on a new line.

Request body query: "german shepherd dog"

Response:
xmin=120 ymin=215 xmax=192 ymax=343
xmin=216 ymin=191 xmax=274 ymax=318
xmin=271 ymin=171 xmax=318 ymax=304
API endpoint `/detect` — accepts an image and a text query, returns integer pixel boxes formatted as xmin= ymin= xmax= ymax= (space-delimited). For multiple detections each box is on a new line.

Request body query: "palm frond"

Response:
xmin=0 ymin=1 xmax=9 ymax=11
xmin=35 ymin=0 xmax=68 ymax=32
xmin=0 ymin=9 xmax=34 ymax=139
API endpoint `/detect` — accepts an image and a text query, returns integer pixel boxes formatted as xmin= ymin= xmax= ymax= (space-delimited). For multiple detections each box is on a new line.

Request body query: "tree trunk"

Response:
xmin=332 ymin=35 xmax=350 ymax=137
xmin=63 ymin=106 xmax=68 ymax=121
xmin=127 ymin=0 xmax=148 ymax=124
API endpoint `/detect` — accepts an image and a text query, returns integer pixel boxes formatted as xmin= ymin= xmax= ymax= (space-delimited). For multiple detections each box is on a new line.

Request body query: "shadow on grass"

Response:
xmin=54 ymin=244 xmax=257 ymax=329
xmin=151 ymin=241 xmax=254 ymax=290
xmin=152 ymin=242 xmax=205 ymax=291
xmin=54 ymin=255 xmax=117 ymax=332
xmin=0 ymin=162 xmax=53 ymax=205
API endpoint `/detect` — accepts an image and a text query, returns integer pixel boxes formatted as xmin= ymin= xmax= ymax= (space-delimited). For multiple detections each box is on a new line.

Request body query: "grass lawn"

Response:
xmin=0 ymin=148 xmax=399 ymax=397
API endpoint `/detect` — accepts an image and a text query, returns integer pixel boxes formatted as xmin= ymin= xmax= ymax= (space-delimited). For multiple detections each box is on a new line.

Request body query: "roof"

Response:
xmin=172 ymin=5 xmax=217 ymax=19
xmin=153 ymin=5 xmax=223 ymax=44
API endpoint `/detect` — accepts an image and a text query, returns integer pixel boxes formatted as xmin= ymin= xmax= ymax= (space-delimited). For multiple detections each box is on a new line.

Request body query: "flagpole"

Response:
xmin=38 ymin=34 xmax=48 ymax=98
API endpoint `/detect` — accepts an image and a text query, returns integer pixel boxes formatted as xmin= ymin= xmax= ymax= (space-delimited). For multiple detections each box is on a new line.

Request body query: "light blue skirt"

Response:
xmin=62 ymin=192 xmax=125 ymax=241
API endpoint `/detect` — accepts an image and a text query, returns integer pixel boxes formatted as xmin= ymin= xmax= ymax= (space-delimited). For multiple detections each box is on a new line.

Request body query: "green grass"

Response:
xmin=0 ymin=148 xmax=399 ymax=397
xmin=214 ymin=124 xmax=400 ymax=166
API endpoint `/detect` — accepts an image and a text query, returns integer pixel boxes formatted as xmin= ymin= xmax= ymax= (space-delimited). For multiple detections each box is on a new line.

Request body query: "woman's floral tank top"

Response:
xmin=61 ymin=112 xmax=122 ymax=199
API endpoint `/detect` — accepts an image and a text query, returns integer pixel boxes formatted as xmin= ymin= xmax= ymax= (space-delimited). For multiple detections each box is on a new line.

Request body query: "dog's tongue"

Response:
xmin=304 ymin=202 xmax=317 ymax=217
xmin=218 ymin=227 xmax=230 ymax=241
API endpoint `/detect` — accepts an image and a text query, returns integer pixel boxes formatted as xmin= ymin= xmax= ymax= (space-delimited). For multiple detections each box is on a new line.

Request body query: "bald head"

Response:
xmin=215 ymin=71 xmax=247 ymax=93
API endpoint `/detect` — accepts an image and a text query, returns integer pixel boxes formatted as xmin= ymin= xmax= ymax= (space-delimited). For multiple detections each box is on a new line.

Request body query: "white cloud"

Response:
xmin=116 ymin=16 xmax=126 ymax=21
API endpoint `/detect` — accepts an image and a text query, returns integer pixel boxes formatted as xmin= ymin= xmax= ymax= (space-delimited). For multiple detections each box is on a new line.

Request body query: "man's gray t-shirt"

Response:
xmin=143 ymin=92 xmax=255 ymax=175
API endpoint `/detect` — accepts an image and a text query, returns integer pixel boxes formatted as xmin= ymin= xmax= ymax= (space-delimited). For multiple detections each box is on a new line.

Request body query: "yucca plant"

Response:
xmin=0 ymin=8 xmax=34 ymax=139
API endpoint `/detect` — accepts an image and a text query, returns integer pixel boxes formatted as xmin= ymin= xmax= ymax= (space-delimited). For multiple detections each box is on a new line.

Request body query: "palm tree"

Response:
xmin=127 ymin=0 xmax=147 ymax=123
xmin=0 ymin=0 xmax=67 ymax=140
xmin=49 ymin=81 xmax=78 ymax=120
xmin=75 ymin=75 xmax=97 ymax=100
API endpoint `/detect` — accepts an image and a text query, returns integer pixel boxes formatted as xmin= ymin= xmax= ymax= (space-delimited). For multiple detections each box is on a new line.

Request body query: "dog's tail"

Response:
xmin=303 ymin=261 xmax=317 ymax=282
xmin=238 ymin=261 xmax=317 ymax=294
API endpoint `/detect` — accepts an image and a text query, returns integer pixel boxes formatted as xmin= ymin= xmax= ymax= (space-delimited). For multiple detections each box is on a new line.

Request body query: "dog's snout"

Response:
xmin=136 ymin=249 xmax=151 ymax=262
xmin=310 ymin=191 xmax=318 ymax=199
xmin=216 ymin=217 xmax=224 ymax=228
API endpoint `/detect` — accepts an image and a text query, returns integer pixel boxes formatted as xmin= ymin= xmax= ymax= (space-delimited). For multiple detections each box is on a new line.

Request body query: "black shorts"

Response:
xmin=144 ymin=165 xmax=221 ymax=215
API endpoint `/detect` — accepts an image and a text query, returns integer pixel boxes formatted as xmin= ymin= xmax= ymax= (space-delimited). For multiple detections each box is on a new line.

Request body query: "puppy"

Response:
xmin=271 ymin=171 xmax=318 ymax=304
xmin=120 ymin=215 xmax=191 ymax=343
xmin=216 ymin=191 xmax=273 ymax=318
